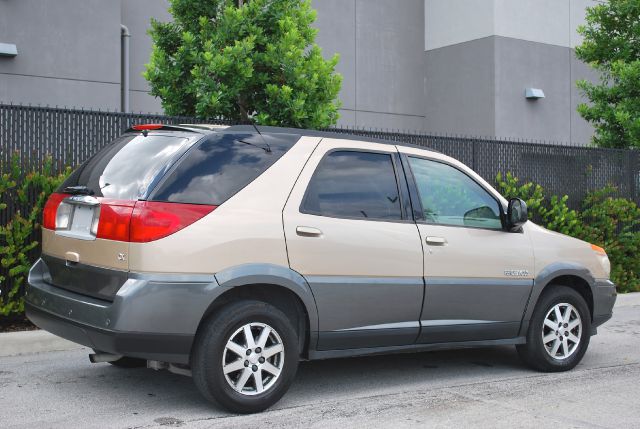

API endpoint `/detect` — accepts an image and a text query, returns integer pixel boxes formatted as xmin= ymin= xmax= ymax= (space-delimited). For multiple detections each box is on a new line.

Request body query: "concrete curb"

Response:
xmin=0 ymin=329 xmax=84 ymax=358
xmin=1 ymin=292 xmax=638 ymax=358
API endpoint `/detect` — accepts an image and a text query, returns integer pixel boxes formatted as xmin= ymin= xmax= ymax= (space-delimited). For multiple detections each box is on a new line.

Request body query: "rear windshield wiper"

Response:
xmin=63 ymin=185 xmax=95 ymax=196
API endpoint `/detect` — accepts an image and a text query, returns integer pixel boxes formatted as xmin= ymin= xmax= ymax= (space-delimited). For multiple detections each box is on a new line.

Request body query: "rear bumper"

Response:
xmin=26 ymin=303 xmax=193 ymax=363
xmin=26 ymin=258 xmax=224 ymax=364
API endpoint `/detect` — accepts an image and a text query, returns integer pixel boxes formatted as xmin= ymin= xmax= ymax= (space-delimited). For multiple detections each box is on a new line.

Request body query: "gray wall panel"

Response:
xmin=494 ymin=37 xmax=572 ymax=142
xmin=356 ymin=111 xmax=427 ymax=132
xmin=0 ymin=0 xmax=120 ymax=84
xmin=424 ymin=37 xmax=496 ymax=137
xmin=121 ymin=0 xmax=171 ymax=93
xmin=355 ymin=0 xmax=425 ymax=118
xmin=121 ymin=0 xmax=171 ymax=114
xmin=336 ymin=109 xmax=357 ymax=128
xmin=570 ymin=54 xmax=598 ymax=145
xmin=313 ymin=0 xmax=356 ymax=111
xmin=129 ymin=89 xmax=163 ymax=114
xmin=0 ymin=74 xmax=119 ymax=110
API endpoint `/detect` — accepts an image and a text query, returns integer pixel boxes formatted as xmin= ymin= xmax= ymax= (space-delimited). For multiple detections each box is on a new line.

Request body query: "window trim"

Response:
xmin=401 ymin=154 xmax=507 ymax=231
xmin=299 ymin=148 xmax=413 ymax=223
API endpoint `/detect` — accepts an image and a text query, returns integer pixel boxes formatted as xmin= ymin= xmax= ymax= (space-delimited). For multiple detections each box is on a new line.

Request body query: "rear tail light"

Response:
xmin=43 ymin=193 xmax=69 ymax=230
xmin=95 ymin=200 xmax=135 ymax=241
xmin=43 ymin=193 xmax=215 ymax=242
xmin=130 ymin=201 xmax=216 ymax=243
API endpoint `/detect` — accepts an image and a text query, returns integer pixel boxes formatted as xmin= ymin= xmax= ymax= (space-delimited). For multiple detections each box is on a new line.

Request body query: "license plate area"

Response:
xmin=55 ymin=196 xmax=101 ymax=241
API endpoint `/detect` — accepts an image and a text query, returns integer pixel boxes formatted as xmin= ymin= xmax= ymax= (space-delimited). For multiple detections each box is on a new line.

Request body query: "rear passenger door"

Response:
xmin=283 ymin=139 xmax=424 ymax=350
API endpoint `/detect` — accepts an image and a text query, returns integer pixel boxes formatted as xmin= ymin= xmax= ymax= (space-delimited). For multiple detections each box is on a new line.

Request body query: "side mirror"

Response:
xmin=506 ymin=198 xmax=528 ymax=232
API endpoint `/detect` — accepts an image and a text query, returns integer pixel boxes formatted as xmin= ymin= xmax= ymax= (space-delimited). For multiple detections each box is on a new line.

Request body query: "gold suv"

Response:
xmin=27 ymin=124 xmax=616 ymax=413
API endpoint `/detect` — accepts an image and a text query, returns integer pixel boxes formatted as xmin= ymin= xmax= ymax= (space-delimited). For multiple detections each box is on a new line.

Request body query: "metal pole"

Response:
xmin=120 ymin=25 xmax=130 ymax=113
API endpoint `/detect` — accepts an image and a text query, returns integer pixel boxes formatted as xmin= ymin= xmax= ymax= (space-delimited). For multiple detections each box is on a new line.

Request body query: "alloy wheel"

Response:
xmin=222 ymin=322 xmax=285 ymax=396
xmin=541 ymin=302 xmax=582 ymax=360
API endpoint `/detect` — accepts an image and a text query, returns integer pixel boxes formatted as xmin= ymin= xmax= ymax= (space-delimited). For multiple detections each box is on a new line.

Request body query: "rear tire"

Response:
xmin=191 ymin=300 xmax=299 ymax=413
xmin=517 ymin=285 xmax=591 ymax=372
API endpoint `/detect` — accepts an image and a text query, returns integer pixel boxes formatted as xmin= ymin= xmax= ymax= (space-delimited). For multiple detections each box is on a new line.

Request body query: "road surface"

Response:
xmin=1 ymin=293 xmax=639 ymax=428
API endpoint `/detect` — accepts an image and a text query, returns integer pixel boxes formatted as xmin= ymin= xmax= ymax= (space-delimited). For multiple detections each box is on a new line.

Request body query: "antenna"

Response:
xmin=237 ymin=104 xmax=272 ymax=153
xmin=249 ymin=118 xmax=271 ymax=153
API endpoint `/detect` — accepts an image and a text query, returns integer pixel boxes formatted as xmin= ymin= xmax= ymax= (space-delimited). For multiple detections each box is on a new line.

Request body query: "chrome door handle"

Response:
xmin=425 ymin=236 xmax=447 ymax=246
xmin=296 ymin=226 xmax=323 ymax=237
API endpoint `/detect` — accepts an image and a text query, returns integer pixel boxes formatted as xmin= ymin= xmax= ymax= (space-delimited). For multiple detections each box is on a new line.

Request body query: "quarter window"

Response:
xmin=408 ymin=157 xmax=502 ymax=229
xmin=302 ymin=151 xmax=402 ymax=220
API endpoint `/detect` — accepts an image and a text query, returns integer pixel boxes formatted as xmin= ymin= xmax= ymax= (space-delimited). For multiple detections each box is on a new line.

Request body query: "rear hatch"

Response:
xmin=41 ymin=130 xmax=204 ymax=300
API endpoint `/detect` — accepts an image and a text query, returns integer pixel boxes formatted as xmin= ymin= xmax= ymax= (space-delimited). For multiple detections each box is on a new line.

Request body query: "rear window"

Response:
xmin=149 ymin=133 xmax=298 ymax=205
xmin=59 ymin=133 xmax=193 ymax=200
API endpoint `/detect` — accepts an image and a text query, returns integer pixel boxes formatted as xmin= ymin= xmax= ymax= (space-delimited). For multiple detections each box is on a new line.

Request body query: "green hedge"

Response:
xmin=496 ymin=172 xmax=639 ymax=293
xmin=0 ymin=154 xmax=70 ymax=316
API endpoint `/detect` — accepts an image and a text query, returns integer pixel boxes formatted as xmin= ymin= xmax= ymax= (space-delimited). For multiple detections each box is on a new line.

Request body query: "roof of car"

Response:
xmin=224 ymin=125 xmax=441 ymax=154
xmin=125 ymin=123 xmax=440 ymax=154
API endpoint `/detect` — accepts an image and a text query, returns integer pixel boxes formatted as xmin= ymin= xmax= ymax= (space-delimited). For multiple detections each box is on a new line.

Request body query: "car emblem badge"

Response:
xmin=504 ymin=269 xmax=529 ymax=277
xmin=117 ymin=253 xmax=127 ymax=262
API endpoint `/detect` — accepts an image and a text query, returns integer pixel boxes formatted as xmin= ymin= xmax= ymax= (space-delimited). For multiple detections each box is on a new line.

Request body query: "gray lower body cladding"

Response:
xmin=26 ymin=257 xmax=618 ymax=364
xmin=26 ymin=258 xmax=223 ymax=364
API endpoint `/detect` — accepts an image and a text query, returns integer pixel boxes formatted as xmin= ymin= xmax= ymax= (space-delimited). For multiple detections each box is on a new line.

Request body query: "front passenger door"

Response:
xmin=402 ymin=153 xmax=535 ymax=343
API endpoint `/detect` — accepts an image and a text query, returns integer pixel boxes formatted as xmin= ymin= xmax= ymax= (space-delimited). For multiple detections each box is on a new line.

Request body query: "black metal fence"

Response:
xmin=1 ymin=103 xmax=639 ymax=219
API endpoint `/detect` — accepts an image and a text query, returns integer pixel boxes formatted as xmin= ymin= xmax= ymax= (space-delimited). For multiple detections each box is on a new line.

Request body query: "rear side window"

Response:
xmin=150 ymin=133 xmax=297 ymax=205
xmin=59 ymin=134 xmax=192 ymax=200
xmin=301 ymin=151 xmax=402 ymax=220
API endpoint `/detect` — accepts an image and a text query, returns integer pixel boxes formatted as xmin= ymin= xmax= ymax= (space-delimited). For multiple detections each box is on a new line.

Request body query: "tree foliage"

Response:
xmin=496 ymin=172 xmax=640 ymax=293
xmin=575 ymin=0 xmax=640 ymax=148
xmin=144 ymin=0 xmax=343 ymax=128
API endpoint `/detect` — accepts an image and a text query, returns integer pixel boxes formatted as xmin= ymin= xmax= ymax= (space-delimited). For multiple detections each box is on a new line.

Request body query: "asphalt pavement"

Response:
xmin=1 ymin=293 xmax=639 ymax=428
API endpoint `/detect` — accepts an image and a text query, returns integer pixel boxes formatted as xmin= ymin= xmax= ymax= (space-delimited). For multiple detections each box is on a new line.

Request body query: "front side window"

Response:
xmin=302 ymin=151 xmax=402 ymax=220
xmin=408 ymin=157 xmax=502 ymax=229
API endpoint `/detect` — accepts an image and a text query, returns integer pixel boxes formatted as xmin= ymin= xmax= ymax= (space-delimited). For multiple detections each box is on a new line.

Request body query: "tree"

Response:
xmin=575 ymin=0 xmax=640 ymax=148
xmin=144 ymin=0 xmax=343 ymax=129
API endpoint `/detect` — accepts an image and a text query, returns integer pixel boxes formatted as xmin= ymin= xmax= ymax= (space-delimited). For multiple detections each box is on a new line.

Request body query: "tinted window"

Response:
xmin=59 ymin=134 xmax=192 ymax=200
xmin=151 ymin=133 xmax=296 ymax=205
xmin=409 ymin=157 xmax=502 ymax=229
xmin=302 ymin=151 xmax=401 ymax=220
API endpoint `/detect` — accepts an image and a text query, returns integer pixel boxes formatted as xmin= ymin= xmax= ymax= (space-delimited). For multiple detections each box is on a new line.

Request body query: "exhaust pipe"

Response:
xmin=89 ymin=352 xmax=123 ymax=363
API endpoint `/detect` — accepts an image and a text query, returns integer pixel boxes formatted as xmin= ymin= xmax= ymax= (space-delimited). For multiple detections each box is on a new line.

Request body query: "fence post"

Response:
xmin=472 ymin=138 xmax=477 ymax=171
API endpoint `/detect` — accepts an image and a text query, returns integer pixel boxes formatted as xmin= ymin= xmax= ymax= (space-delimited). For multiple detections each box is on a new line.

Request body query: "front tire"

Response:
xmin=517 ymin=285 xmax=591 ymax=372
xmin=191 ymin=300 xmax=299 ymax=413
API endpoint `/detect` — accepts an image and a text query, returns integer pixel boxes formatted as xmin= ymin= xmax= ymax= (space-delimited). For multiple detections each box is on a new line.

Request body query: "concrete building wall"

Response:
xmin=314 ymin=0 xmax=426 ymax=131
xmin=121 ymin=0 xmax=171 ymax=113
xmin=0 ymin=0 xmax=598 ymax=143
xmin=423 ymin=0 xmax=599 ymax=144
xmin=423 ymin=38 xmax=495 ymax=137
xmin=0 ymin=0 xmax=121 ymax=109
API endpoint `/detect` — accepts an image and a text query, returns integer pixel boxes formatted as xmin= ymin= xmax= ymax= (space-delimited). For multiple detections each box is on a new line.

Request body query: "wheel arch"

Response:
xmin=520 ymin=262 xmax=596 ymax=336
xmin=195 ymin=264 xmax=319 ymax=358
